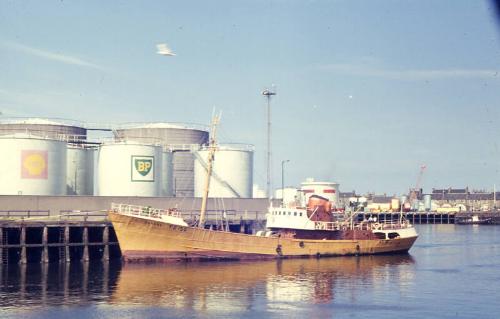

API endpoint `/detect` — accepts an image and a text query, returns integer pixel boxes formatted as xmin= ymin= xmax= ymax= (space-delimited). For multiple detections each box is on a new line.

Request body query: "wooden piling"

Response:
xmin=64 ymin=225 xmax=70 ymax=263
xmin=82 ymin=227 xmax=89 ymax=262
xmin=102 ymin=226 xmax=109 ymax=262
xmin=41 ymin=226 xmax=49 ymax=263
xmin=0 ymin=227 xmax=3 ymax=265
xmin=19 ymin=225 xmax=27 ymax=265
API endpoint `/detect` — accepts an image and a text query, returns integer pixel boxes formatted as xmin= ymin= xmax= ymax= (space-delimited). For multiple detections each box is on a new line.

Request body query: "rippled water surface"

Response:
xmin=1 ymin=225 xmax=500 ymax=318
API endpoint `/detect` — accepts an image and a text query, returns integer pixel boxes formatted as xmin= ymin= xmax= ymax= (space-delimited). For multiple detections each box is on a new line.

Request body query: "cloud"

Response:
xmin=318 ymin=63 xmax=499 ymax=80
xmin=1 ymin=41 xmax=106 ymax=71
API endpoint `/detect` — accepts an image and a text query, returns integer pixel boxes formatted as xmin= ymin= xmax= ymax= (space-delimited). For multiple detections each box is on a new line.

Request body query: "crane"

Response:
xmin=409 ymin=164 xmax=426 ymax=209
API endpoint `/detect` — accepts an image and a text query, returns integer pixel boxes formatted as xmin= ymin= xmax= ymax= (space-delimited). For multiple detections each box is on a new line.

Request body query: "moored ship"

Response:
xmin=108 ymin=114 xmax=418 ymax=262
xmin=108 ymin=197 xmax=418 ymax=262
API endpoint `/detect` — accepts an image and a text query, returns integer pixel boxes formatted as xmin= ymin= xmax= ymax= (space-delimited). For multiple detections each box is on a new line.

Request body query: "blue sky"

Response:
xmin=1 ymin=0 xmax=500 ymax=195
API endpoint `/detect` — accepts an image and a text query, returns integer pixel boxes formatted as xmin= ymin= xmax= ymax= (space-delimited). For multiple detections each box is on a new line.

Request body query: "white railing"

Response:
xmin=314 ymin=219 xmax=413 ymax=232
xmin=111 ymin=203 xmax=182 ymax=219
xmin=314 ymin=221 xmax=343 ymax=231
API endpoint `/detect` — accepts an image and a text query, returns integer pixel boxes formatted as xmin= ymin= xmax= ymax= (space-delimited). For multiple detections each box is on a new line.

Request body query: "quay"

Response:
xmin=358 ymin=211 xmax=500 ymax=224
xmin=0 ymin=216 xmax=120 ymax=264
xmin=0 ymin=195 xmax=271 ymax=264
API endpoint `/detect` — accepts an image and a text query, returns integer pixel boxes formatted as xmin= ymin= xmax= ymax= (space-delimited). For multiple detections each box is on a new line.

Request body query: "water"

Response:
xmin=1 ymin=225 xmax=500 ymax=319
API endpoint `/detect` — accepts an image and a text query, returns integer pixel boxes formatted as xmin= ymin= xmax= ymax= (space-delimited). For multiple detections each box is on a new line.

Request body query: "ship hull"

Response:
xmin=109 ymin=212 xmax=418 ymax=262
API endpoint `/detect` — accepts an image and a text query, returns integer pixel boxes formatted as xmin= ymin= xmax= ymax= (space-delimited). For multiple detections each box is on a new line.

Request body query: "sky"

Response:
xmin=1 ymin=0 xmax=500 ymax=195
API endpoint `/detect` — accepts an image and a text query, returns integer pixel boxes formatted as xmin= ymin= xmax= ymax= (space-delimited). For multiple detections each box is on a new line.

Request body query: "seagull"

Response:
xmin=156 ymin=43 xmax=176 ymax=56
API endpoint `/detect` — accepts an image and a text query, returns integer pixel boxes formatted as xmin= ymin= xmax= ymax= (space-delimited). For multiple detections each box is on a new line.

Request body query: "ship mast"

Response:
xmin=198 ymin=112 xmax=221 ymax=228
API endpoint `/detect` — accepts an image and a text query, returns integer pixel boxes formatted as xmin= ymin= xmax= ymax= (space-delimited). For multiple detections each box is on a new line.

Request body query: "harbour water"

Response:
xmin=1 ymin=224 xmax=499 ymax=319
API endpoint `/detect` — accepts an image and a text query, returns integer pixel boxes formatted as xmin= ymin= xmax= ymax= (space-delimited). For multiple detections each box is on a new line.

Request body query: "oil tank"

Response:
xmin=97 ymin=142 xmax=163 ymax=196
xmin=66 ymin=146 xmax=94 ymax=195
xmin=162 ymin=150 xmax=174 ymax=196
xmin=300 ymin=178 xmax=340 ymax=208
xmin=0 ymin=134 xmax=67 ymax=195
xmin=424 ymin=194 xmax=432 ymax=211
xmin=391 ymin=198 xmax=401 ymax=211
xmin=194 ymin=144 xmax=253 ymax=198
xmin=0 ymin=117 xmax=87 ymax=140
xmin=274 ymin=187 xmax=299 ymax=206
xmin=114 ymin=123 xmax=209 ymax=197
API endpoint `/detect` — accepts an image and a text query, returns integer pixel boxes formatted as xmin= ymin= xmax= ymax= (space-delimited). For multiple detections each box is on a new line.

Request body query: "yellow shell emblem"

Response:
xmin=23 ymin=153 xmax=46 ymax=176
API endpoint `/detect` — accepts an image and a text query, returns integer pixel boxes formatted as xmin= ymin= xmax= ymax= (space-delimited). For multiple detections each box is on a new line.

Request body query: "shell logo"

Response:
xmin=21 ymin=150 xmax=48 ymax=179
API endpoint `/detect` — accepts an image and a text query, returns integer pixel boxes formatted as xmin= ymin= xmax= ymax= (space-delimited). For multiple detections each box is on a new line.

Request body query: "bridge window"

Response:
xmin=294 ymin=212 xmax=297 ymax=216
xmin=300 ymin=212 xmax=302 ymax=216
xmin=388 ymin=232 xmax=400 ymax=239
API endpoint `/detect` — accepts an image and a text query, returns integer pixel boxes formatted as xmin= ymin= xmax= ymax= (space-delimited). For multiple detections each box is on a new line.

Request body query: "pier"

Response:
xmin=357 ymin=211 xmax=500 ymax=224
xmin=0 ymin=215 xmax=121 ymax=265
xmin=358 ymin=212 xmax=456 ymax=224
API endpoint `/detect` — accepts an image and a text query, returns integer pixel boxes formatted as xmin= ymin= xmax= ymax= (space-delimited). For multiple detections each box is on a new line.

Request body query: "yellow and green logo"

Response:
xmin=134 ymin=158 xmax=152 ymax=176
xmin=131 ymin=155 xmax=154 ymax=182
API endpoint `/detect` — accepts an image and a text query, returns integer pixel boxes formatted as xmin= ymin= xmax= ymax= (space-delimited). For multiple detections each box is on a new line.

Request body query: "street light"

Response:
xmin=281 ymin=159 xmax=290 ymax=207
xmin=262 ymin=86 xmax=276 ymax=199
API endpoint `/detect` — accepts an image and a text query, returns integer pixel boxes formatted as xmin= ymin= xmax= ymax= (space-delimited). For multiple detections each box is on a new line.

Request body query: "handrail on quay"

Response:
xmin=0 ymin=210 xmax=109 ymax=222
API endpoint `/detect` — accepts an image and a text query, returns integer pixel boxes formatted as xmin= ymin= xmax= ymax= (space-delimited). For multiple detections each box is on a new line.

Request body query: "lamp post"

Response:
xmin=281 ymin=159 xmax=290 ymax=207
xmin=262 ymin=86 xmax=276 ymax=199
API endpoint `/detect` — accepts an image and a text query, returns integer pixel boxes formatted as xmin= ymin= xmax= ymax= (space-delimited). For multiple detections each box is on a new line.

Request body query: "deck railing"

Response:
xmin=314 ymin=218 xmax=413 ymax=232
xmin=111 ymin=203 xmax=183 ymax=219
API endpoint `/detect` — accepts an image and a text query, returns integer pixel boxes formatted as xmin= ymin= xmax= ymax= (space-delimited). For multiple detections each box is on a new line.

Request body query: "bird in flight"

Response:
xmin=156 ymin=43 xmax=176 ymax=56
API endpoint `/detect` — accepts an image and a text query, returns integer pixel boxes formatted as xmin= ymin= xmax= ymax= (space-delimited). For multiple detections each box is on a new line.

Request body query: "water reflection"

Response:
xmin=0 ymin=255 xmax=414 ymax=314
xmin=112 ymin=255 xmax=414 ymax=313
xmin=0 ymin=261 xmax=120 ymax=309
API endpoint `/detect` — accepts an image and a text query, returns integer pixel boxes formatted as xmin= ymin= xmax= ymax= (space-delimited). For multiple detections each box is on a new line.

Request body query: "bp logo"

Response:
xmin=131 ymin=156 xmax=154 ymax=182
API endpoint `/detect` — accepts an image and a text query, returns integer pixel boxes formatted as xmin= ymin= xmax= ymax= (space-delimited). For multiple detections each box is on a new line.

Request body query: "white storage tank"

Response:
xmin=97 ymin=142 xmax=162 ymax=196
xmin=274 ymin=187 xmax=299 ymax=207
xmin=300 ymin=178 xmax=340 ymax=208
xmin=0 ymin=134 xmax=67 ymax=195
xmin=114 ymin=122 xmax=209 ymax=197
xmin=423 ymin=194 xmax=432 ymax=211
xmin=194 ymin=144 xmax=253 ymax=198
xmin=66 ymin=146 xmax=94 ymax=195
xmin=0 ymin=117 xmax=87 ymax=140
xmin=162 ymin=150 xmax=174 ymax=196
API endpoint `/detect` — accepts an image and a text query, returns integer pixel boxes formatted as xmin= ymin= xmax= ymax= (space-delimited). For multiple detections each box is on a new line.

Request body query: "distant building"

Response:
xmin=430 ymin=187 xmax=499 ymax=211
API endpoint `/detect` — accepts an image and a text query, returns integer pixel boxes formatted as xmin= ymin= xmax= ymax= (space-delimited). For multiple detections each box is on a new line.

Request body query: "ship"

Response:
xmin=108 ymin=113 xmax=418 ymax=262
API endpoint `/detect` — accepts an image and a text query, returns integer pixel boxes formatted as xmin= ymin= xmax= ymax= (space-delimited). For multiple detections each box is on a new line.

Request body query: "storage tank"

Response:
xmin=423 ymin=194 xmax=432 ymax=211
xmin=66 ymin=146 xmax=94 ymax=195
xmin=274 ymin=187 xmax=299 ymax=206
xmin=391 ymin=198 xmax=400 ymax=211
xmin=162 ymin=150 xmax=174 ymax=196
xmin=97 ymin=142 xmax=162 ymax=196
xmin=0 ymin=134 xmax=67 ymax=195
xmin=0 ymin=117 xmax=87 ymax=140
xmin=194 ymin=144 xmax=253 ymax=198
xmin=114 ymin=122 xmax=209 ymax=197
xmin=300 ymin=178 xmax=340 ymax=208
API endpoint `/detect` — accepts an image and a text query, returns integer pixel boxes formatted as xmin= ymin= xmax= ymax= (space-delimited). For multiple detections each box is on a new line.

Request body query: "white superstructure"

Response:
xmin=266 ymin=206 xmax=418 ymax=240
xmin=97 ymin=142 xmax=162 ymax=196
xmin=267 ymin=207 xmax=316 ymax=230
xmin=0 ymin=135 xmax=67 ymax=195
xmin=194 ymin=145 xmax=253 ymax=198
